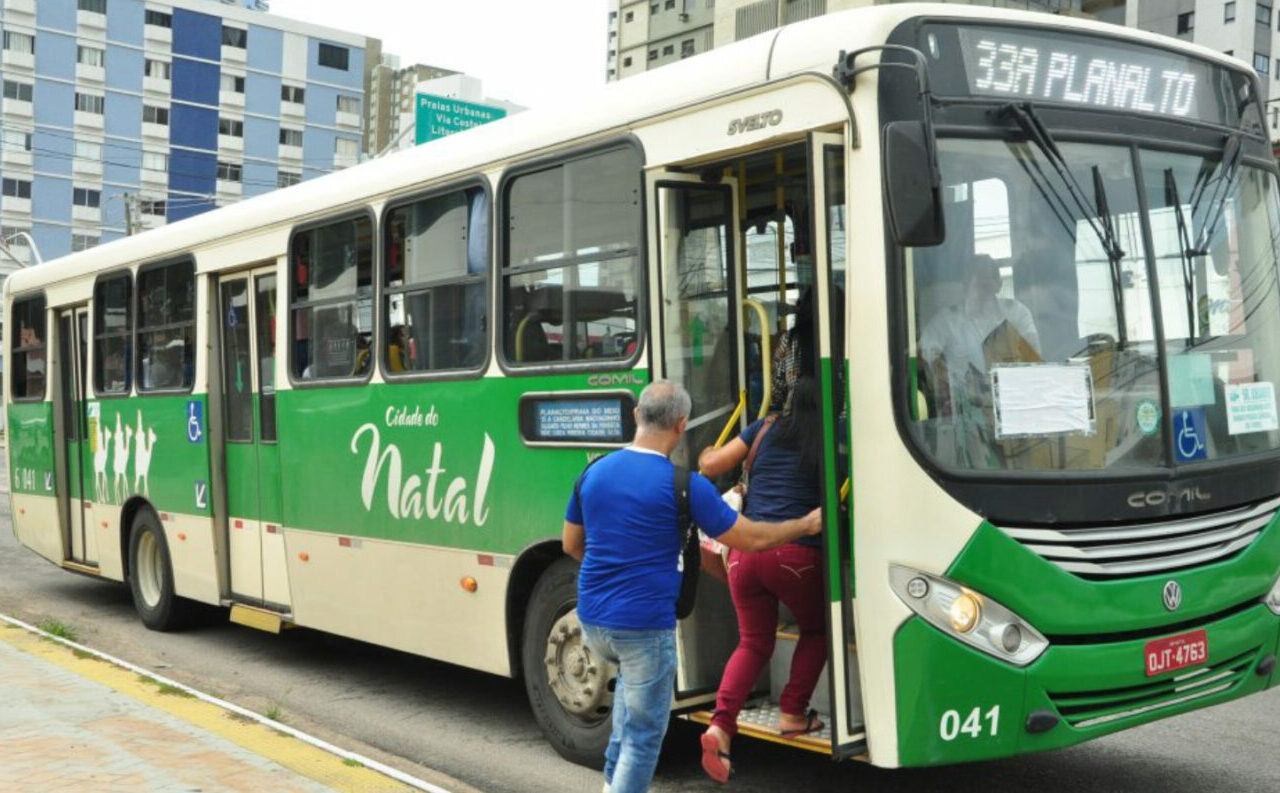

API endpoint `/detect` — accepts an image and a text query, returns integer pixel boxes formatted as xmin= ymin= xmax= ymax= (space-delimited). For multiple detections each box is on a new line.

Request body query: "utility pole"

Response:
xmin=123 ymin=193 xmax=138 ymax=236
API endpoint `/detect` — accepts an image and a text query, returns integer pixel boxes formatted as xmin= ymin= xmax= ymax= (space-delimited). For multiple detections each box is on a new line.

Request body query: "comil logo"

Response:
xmin=1126 ymin=486 xmax=1211 ymax=509
xmin=727 ymin=109 xmax=783 ymax=136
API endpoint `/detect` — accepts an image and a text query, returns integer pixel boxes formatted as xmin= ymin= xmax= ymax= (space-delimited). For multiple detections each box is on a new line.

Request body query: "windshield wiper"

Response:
xmin=1164 ymin=168 xmax=1200 ymax=341
xmin=1187 ymin=132 xmax=1244 ymax=256
xmin=1002 ymin=102 xmax=1128 ymax=343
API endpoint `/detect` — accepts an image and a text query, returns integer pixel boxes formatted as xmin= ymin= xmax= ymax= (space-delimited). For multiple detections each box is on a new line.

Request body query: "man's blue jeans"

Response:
xmin=581 ymin=623 xmax=676 ymax=793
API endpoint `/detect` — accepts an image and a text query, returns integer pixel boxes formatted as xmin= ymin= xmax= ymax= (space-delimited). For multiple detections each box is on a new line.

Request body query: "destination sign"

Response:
xmin=951 ymin=26 xmax=1239 ymax=125
xmin=536 ymin=399 xmax=625 ymax=441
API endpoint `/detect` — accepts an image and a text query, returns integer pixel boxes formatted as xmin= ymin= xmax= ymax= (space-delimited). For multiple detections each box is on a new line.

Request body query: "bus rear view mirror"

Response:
xmin=883 ymin=121 xmax=944 ymax=248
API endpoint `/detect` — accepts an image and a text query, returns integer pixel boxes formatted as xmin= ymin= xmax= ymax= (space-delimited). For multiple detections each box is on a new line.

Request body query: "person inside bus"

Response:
xmin=919 ymin=254 xmax=1040 ymax=416
xmin=695 ymin=376 xmax=828 ymax=783
xmin=387 ymin=324 xmax=411 ymax=372
xmin=770 ymin=286 xmax=845 ymax=412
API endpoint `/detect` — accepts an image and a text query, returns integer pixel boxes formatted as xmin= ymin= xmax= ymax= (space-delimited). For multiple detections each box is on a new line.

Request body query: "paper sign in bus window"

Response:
xmin=1168 ymin=353 xmax=1215 ymax=408
xmin=1225 ymin=382 xmax=1279 ymax=435
xmin=991 ymin=364 xmax=1095 ymax=439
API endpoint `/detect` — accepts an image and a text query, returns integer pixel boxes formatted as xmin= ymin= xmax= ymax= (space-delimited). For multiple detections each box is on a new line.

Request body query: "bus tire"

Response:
xmin=127 ymin=509 xmax=192 ymax=631
xmin=522 ymin=557 xmax=614 ymax=769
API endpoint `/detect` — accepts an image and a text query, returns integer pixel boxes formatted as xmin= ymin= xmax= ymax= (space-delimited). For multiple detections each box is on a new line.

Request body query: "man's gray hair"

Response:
xmin=637 ymin=379 xmax=692 ymax=431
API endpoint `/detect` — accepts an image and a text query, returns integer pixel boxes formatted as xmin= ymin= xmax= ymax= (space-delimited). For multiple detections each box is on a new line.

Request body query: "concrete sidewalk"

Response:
xmin=0 ymin=623 xmax=421 ymax=793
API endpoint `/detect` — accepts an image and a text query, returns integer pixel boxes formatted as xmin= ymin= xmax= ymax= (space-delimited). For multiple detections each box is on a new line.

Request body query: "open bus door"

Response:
xmin=646 ymin=169 xmax=747 ymax=704
xmin=54 ymin=305 xmax=95 ymax=569
xmin=807 ymin=130 xmax=867 ymax=758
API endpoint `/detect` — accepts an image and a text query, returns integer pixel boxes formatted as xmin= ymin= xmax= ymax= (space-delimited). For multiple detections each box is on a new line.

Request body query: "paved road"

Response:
xmin=2 ymin=470 xmax=1279 ymax=791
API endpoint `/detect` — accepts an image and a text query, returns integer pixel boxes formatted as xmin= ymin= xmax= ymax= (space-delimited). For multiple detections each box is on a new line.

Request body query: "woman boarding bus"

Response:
xmin=6 ymin=3 xmax=1280 ymax=774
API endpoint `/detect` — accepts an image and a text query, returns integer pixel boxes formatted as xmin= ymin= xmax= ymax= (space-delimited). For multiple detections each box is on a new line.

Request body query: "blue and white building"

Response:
xmin=0 ymin=0 xmax=372 ymax=265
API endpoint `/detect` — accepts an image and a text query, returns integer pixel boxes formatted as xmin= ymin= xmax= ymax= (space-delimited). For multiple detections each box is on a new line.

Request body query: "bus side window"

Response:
xmin=10 ymin=295 xmax=47 ymax=401
xmin=136 ymin=261 xmax=195 ymax=393
xmin=290 ymin=215 xmax=373 ymax=381
xmin=383 ymin=185 xmax=488 ymax=375
xmin=94 ymin=272 xmax=132 ymax=395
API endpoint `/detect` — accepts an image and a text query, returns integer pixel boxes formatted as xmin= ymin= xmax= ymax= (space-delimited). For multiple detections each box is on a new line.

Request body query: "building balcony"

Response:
xmin=1 ymin=98 xmax=32 ymax=118
xmin=76 ymin=63 xmax=106 ymax=85
xmin=74 ymin=110 xmax=105 ymax=130
xmin=72 ymin=205 xmax=101 ymax=223
xmin=1 ymin=148 xmax=32 ymax=169
xmin=278 ymin=143 xmax=303 ymax=162
xmin=73 ymin=157 xmax=103 ymax=179
xmin=141 ymin=167 xmax=167 ymax=189
xmin=281 ymin=100 xmax=305 ymax=120
xmin=3 ymin=0 xmax=37 ymax=15
xmin=216 ymin=180 xmax=243 ymax=201
xmin=76 ymin=10 xmax=106 ymax=30
xmin=218 ymin=134 xmax=244 ymax=153
xmin=144 ymin=25 xmax=172 ymax=47
xmin=219 ymin=89 xmax=245 ymax=108
xmin=142 ymin=121 xmax=169 ymax=141
xmin=335 ymin=110 xmax=361 ymax=129
xmin=221 ymin=45 xmax=247 ymax=64
xmin=143 ymin=76 xmax=171 ymax=96
xmin=2 ymin=50 xmax=34 ymax=71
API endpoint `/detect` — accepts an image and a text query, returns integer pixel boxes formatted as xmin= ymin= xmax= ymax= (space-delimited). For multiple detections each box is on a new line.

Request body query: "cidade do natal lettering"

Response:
xmin=350 ymin=423 xmax=494 ymax=527
xmin=971 ymin=39 xmax=1197 ymax=117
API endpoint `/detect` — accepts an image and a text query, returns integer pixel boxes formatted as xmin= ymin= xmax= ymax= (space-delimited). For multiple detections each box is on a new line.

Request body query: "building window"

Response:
xmin=1255 ymin=52 xmax=1270 ymax=74
xmin=140 ymin=199 xmax=166 ymax=216
xmin=142 ymin=151 xmax=168 ymax=172
xmin=277 ymin=171 xmax=301 ymax=188
xmin=665 ymin=0 xmax=675 ymax=8
xmin=136 ymin=260 xmax=195 ymax=392
xmin=145 ymin=59 xmax=171 ymax=80
xmin=144 ymin=9 xmax=172 ymax=28
xmin=625 ymin=10 xmax=634 ymax=21
xmin=71 ymin=234 xmax=99 ymax=252
xmin=681 ymin=39 xmax=696 ymax=57
xmin=4 ymin=32 xmax=34 ymax=55
xmin=218 ymin=118 xmax=244 ymax=137
xmin=383 ymin=187 xmax=489 ymax=374
xmin=281 ymin=85 xmax=306 ymax=104
xmin=318 ymin=43 xmax=350 ymax=71
xmin=75 ymin=93 xmax=105 ymax=114
xmin=648 ymin=49 xmax=658 ymax=61
xmin=1176 ymin=11 xmax=1194 ymax=33
xmin=216 ymin=161 xmax=243 ymax=182
xmin=94 ymin=272 xmax=132 ymax=395
xmin=336 ymin=95 xmax=360 ymax=114
xmin=74 ymin=140 xmax=102 ymax=160
xmin=662 ymin=44 xmax=675 ymax=55
xmin=335 ymin=138 xmax=359 ymax=159
xmin=222 ymin=26 xmax=247 ymax=48
xmin=73 ymin=188 xmax=102 ymax=208
xmin=77 ymin=46 xmax=105 ymax=67
xmin=220 ymin=73 xmax=245 ymax=93
xmin=1259 ymin=3 xmax=1272 ymax=24
xmin=143 ymin=105 xmax=169 ymax=125
xmin=651 ymin=3 xmax=659 ymax=13
xmin=290 ymin=216 xmax=374 ymax=380
xmin=502 ymin=146 xmax=642 ymax=366
xmin=3 ymin=81 xmax=33 ymax=102
xmin=10 ymin=296 xmax=47 ymax=401
xmin=623 ymin=56 xmax=633 ymax=67
xmin=78 ymin=0 xmax=107 ymax=12
xmin=2 ymin=178 xmax=31 ymax=199
xmin=1225 ymin=1 xmax=1236 ymax=22
xmin=279 ymin=128 xmax=303 ymax=147
xmin=2 ymin=130 xmax=31 ymax=151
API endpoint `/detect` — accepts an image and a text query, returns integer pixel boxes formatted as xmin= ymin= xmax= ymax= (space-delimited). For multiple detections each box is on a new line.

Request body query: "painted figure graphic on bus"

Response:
xmin=94 ymin=423 xmax=112 ymax=502
xmin=133 ymin=410 xmax=157 ymax=496
xmin=112 ymin=413 xmax=133 ymax=504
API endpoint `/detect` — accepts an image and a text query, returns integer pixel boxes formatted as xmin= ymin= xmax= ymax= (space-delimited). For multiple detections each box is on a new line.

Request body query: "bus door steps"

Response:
xmin=228 ymin=603 xmax=293 ymax=634
xmin=61 ymin=560 xmax=100 ymax=577
xmin=685 ymin=702 xmax=833 ymax=754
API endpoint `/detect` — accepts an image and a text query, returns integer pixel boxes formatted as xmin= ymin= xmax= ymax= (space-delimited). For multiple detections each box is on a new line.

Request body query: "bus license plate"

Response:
xmin=1144 ymin=629 xmax=1208 ymax=677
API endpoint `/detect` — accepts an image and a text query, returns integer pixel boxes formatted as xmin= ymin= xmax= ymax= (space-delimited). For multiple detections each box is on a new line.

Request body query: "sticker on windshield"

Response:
xmin=1226 ymin=382 xmax=1279 ymax=435
xmin=1135 ymin=400 xmax=1160 ymax=436
xmin=990 ymin=363 xmax=1094 ymax=439
xmin=1173 ymin=408 xmax=1208 ymax=462
xmin=1169 ymin=353 xmax=1215 ymax=408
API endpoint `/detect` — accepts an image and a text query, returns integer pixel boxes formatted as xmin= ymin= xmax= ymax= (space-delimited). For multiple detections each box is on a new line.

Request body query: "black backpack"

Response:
xmin=573 ymin=456 xmax=700 ymax=621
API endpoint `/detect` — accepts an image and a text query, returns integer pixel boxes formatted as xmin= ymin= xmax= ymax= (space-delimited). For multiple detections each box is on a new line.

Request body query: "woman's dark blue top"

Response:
xmin=740 ymin=417 xmax=822 ymax=548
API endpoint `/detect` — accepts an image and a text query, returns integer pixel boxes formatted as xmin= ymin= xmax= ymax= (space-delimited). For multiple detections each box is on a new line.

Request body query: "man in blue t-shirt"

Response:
xmin=563 ymin=380 xmax=821 ymax=793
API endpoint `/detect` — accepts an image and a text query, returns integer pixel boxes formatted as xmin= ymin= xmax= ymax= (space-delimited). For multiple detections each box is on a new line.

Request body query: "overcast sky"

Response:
xmin=267 ymin=0 xmax=610 ymax=109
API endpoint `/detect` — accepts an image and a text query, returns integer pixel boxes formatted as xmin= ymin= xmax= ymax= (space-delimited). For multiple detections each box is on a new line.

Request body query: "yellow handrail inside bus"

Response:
xmin=713 ymin=390 xmax=747 ymax=450
xmin=742 ymin=298 xmax=772 ymax=419
xmin=514 ymin=314 xmax=534 ymax=362
xmin=839 ymin=477 xmax=850 ymax=503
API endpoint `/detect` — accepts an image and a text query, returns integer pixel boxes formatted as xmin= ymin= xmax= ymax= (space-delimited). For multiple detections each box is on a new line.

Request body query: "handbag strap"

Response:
xmin=743 ymin=415 xmax=778 ymax=478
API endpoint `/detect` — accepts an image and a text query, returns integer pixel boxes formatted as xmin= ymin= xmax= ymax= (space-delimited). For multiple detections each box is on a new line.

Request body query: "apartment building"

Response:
xmin=0 ymin=0 xmax=373 ymax=266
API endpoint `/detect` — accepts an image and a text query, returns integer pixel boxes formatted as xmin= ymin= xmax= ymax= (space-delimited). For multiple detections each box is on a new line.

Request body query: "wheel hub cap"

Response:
xmin=544 ymin=609 xmax=613 ymax=719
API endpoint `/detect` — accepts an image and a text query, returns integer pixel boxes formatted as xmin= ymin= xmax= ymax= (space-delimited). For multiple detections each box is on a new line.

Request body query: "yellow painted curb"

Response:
xmin=0 ymin=624 xmax=412 ymax=793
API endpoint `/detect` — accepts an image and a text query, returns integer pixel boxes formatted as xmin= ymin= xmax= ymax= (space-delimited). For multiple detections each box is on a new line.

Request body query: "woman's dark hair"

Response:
xmin=770 ymin=376 xmax=822 ymax=477
xmin=791 ymin=286 xmax=845 ymax=380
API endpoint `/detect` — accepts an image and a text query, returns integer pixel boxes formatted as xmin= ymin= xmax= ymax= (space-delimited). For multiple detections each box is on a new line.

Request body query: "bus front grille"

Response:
xmin=1000 ymin=496 xmax=1280 ymax=579
xmin=1047 ymin=648 xmax=1258 ymax=729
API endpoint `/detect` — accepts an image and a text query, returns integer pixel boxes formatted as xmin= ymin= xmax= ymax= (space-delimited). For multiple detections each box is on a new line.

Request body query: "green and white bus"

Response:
xmin=8 ymin=3 xmax=1280 ymax=770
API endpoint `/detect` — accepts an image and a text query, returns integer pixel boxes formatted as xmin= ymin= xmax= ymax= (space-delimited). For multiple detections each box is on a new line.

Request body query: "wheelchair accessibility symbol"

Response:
xmin=186 ymin=400 xmax=204 ymax=444
xmin=1173 ymin=409 xmax=1207 ymax=462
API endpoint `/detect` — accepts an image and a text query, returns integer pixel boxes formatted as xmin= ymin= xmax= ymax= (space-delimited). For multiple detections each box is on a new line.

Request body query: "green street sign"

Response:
xmin=415 ymin=93 xmax=507 ymax=144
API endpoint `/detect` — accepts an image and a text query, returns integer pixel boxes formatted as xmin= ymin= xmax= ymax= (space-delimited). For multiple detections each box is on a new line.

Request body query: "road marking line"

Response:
xmin=0 ymin=613 xmax=458 ymax=793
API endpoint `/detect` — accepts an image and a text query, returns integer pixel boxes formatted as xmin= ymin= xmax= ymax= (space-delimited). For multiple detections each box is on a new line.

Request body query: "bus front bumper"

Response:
xmin=893 ymin=604 xmax=1280 ymax=767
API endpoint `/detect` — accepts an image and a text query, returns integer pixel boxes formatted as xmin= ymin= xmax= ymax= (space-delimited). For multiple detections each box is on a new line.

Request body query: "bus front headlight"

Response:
xmin=1265 ymin=573 xmax=1280 ymax=616
xmin=890 ymin=566 xmax=1049 ymax=667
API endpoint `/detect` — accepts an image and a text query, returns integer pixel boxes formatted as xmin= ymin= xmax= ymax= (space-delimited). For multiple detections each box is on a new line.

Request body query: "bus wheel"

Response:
xmin=522 ymin=557 xmax=615 ymax=769
xmin=128 ymin=509 xmax=192 ymax=631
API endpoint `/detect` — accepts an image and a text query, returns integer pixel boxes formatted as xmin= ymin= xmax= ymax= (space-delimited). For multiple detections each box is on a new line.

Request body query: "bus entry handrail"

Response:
xmin=713 ymin=390 xmax=747 ymax=450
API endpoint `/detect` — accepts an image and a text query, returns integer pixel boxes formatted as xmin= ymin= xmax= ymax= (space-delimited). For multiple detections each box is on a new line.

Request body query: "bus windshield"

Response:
xmin=904 ymin=136 xmax=1280 ymax=473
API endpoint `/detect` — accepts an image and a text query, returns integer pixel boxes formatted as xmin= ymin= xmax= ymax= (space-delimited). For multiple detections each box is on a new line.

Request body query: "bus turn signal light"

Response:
xmin=461 ymin=577 xmax=478 ymax=593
